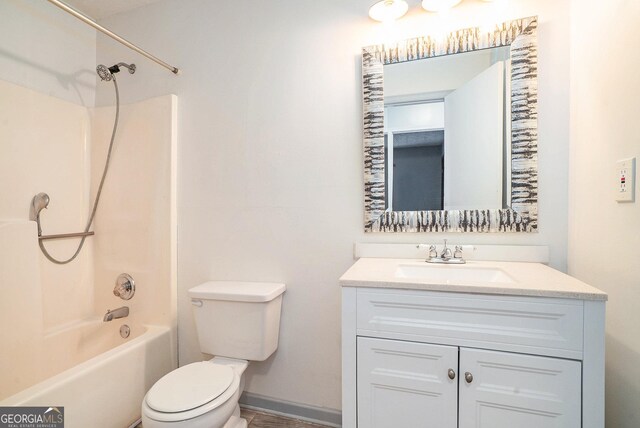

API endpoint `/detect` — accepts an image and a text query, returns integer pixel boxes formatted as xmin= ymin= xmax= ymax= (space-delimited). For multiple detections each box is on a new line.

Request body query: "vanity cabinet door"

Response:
xmin=357 ymin=337 xmax=458 ymax=428
xmin=459 ymin=348 xmax=581 ymax=428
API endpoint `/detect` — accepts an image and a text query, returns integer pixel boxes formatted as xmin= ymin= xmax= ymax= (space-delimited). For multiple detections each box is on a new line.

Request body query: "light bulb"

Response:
xmin=421 ymin=0 xmax=463 ymax=13
xmin=369 ymin=0 xmax=409 ymax=22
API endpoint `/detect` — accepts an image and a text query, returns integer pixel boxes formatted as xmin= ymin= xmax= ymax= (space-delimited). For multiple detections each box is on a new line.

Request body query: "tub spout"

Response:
xmin=103 ymin=306 xmax=129 ymax=322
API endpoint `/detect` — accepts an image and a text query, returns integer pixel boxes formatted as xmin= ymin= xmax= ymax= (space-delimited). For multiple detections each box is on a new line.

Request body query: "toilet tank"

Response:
xmin=188 ymin=281 xmax=285 ymax=361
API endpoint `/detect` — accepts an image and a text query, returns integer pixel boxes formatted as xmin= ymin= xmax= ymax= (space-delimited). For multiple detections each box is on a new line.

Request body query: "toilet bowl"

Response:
xmin=141 ymin=281 xmax=285 ymax=428
xmin=142 ymin=357 xmax=248 ymax=428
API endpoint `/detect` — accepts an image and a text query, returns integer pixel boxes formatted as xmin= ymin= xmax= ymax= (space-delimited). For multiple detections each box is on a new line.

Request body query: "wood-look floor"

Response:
xmin=135 ymin=408 xmax=331 ymax=427
xmin=241 ymin=408 xmax=331 ymax=428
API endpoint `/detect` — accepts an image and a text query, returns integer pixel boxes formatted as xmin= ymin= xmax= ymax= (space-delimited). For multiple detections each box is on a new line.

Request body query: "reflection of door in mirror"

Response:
xmin=383 ymin=46 xmax=511 ymax=212
xmin=384 ymin=103 xmax=444 ymax=211
xmin=444 ymin=61 xmax=504 ymax=210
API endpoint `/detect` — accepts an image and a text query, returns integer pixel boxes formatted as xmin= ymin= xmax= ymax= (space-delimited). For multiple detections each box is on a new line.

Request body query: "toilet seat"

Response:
xmin=146 ymin=362 xmax=234 ymax=413
xmin=143 ymin=361 xmax=241 ymax=423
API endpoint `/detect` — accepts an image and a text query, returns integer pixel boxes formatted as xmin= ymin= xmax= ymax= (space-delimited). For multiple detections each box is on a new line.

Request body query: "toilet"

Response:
xmin=141 ymin=281 xmax=286 ymax=428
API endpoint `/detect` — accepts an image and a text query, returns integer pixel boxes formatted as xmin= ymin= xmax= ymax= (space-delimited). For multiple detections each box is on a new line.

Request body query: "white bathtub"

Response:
xmin=1 ymin=323 xmax=175 ymax=428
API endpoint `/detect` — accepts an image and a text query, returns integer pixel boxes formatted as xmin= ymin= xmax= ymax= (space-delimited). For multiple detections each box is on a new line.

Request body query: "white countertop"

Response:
xmin=339 ymin=258 xmax=608 ymax=301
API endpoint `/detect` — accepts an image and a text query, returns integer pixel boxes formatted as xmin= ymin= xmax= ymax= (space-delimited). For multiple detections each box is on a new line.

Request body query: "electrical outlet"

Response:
xmin=616 ymin=157 xmax=636 ymax=203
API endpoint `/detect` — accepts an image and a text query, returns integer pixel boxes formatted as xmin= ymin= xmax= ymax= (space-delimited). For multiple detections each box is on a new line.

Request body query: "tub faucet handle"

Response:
xmin=113 ymin=273 xmax=135 ymax=300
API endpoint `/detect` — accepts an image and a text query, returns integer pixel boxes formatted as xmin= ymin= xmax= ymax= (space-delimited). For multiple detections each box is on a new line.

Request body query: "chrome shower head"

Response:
xmin=96 ymin=64 xmax=113 ymax=81
xmin=30 ymin=193 xmax=50 ymax=220
xmin=30 ymin=193 xmax=50 ymax=236
xmin=96 ymin=63 xmax=136 ymax=81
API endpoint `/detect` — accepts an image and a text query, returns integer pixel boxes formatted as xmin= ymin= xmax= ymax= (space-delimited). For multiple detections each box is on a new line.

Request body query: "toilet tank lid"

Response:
xmin=189 ymin=281 xmax=286 ymax=302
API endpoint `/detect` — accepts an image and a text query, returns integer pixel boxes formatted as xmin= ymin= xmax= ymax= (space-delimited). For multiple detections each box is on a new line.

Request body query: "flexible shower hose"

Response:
xmin=38 ymin=77 xmax=120 ymax=264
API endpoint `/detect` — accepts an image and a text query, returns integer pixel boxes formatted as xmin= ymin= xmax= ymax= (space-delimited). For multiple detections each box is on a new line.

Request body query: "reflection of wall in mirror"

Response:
xmin=384 ymin=49 xmax=496 ymax=102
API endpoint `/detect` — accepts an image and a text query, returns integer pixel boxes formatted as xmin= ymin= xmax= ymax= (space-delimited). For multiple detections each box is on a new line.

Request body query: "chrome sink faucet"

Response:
xmin=103 ymin=306 xmax=129 ymax=322
xmin=417 ymin=239 xmax=466 ymax=264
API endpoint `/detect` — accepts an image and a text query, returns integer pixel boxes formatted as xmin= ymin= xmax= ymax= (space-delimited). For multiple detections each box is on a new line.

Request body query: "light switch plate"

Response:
xmin=616 ymin=157 xmax=636 ymax=203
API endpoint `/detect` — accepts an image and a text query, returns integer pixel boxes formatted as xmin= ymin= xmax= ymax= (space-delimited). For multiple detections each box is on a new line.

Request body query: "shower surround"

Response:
xmin=0 ymin=79 xmax=177 ymax=428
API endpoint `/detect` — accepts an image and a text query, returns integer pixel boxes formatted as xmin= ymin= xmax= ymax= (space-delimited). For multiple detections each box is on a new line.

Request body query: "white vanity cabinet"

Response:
xmin=357 ymin=338 xmax=458 ymax=428
xmin=357 ymin=336 xmax=581 ymax=428
xmin=341 ymin=261 xmax=607 ymax=428
xmin=458 ymin=348 xmax=581 ymax=428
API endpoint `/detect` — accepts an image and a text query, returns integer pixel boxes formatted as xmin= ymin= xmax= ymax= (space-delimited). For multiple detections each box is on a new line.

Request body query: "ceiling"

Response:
xmin=64 ymin=0 xmax=164 ymax=20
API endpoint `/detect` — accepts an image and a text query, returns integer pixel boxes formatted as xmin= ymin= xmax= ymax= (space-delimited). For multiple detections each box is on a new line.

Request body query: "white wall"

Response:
xmin=568 ymin=0 xmax=640 ymax=426
xmin=384 ymin=48 xmax=493 ymax=99
xmin=0 ymin=0 xmax=96 ymax=106
xmin=386 ymin=103 xmax=444 ymax=132
xmin=97 ymin=0 xmax=571 ymax=412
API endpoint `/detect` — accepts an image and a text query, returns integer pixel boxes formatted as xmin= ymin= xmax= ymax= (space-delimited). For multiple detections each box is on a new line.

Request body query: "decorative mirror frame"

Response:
xmin=363 ymin=16 xmax=538 ymax=233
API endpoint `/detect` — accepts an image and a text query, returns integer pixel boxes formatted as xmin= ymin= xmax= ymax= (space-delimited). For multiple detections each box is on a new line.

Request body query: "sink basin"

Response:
xmin=396 ymin=264 xmax=516 ymax=284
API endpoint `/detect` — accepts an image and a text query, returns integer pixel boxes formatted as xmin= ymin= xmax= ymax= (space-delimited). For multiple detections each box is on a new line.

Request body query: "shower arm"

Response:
xmin=45 ymin=0 xmax=180 ymax=75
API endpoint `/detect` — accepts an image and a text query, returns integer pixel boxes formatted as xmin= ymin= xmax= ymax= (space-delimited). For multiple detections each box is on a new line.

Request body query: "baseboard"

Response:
xmin=128 ymin=419 xmax=141 ymax=428
xmin=239 ymin=392 xmax=341 ymax=427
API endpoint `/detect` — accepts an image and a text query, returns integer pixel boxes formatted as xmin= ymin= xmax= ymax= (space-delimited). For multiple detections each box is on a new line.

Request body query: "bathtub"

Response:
xmin=0 ymin=322 xmax=175 ymax=428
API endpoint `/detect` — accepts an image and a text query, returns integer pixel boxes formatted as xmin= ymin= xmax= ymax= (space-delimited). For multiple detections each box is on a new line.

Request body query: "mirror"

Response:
xmin=363 ymin=16 xmax=538 ymax=233
xmin=384 ymin=46 xmax=510 ymax=212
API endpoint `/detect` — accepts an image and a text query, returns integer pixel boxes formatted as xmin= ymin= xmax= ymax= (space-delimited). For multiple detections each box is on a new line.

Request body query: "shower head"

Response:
xmin=30 ymin=193 xmax=50 ymax=220
xmin=96 ymin=62 xmax=136 ymax=81
xmin=30 ymin=193 xmax=50 ymax=236
xmin=97 ymin=64 xmax=113 ymax=81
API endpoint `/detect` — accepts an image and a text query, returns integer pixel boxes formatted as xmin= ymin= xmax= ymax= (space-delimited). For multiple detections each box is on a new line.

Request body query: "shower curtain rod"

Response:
xmin=46 ymin=0 xmax=180 ymax=74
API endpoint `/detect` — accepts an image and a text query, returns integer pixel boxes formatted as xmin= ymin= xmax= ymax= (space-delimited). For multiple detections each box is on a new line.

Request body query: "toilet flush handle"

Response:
xmin=191 ymin=299 xmax=203 ymax=307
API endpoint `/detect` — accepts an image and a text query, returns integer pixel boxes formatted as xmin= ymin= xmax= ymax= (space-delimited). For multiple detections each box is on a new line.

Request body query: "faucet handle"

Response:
xmin=428 ymin=245 xmax=438 ymax=259
xmin=454 ymin=245 xmax=463 ymax=259
xmin=416 ymin=244 xmax=438 ymax=260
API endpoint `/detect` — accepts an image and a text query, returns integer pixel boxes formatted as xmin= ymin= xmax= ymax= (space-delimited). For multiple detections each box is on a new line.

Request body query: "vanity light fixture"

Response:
xmin=421 ymin=0 xmax=463 ymax=13
xmin=369 ymin=0 xmax=409 ymax=22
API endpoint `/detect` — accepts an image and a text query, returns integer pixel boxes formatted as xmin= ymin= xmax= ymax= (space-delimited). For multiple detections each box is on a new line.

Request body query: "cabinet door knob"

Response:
xmin=448 ymin=369 xmax=456 ymax=380
xmin=465 ymin=372 xmax=473 ymax=383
